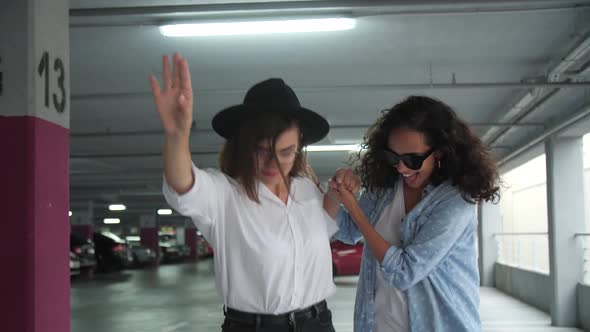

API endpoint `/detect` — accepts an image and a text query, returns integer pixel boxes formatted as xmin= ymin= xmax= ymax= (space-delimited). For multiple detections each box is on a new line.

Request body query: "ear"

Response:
xmin=434 ymin=150 xmax=444 ymax=160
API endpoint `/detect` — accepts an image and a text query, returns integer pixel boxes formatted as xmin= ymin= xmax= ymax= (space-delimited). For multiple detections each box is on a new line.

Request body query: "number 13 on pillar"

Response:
xmin=37 ymin=51 xmax=67 ymax=114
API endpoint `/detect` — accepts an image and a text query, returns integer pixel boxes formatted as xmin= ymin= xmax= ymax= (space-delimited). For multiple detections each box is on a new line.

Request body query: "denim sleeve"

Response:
xmin=333 ymin=191 xmax=375 ymax=245
xmin=379 ymin=197 xmax=476 ymax=290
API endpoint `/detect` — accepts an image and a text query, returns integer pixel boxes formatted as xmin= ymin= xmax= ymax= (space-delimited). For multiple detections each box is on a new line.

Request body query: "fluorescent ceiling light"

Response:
xmin=109 ymin=204 xmax=126 ymax=211
xmin=126 ymin=236 xmax=141 ymax=242
xmin=159 ymin=18 xmax=356 ymax=37
xmin=104 ymin=218 xmax=121 ymax=224
xmin=158 ymin=209 xmax=173 ymax=215
xmin=305 ymin=144 xmax=362 ymax=152
xmin=68 ymin=211 xmax=72 ymax=217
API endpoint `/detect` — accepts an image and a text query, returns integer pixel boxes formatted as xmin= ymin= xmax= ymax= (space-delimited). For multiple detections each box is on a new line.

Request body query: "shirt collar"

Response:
xmin=257 ymin=177 xmax=299 ymax=203
xmin=423 ymin=183 xmax=436 ymax=197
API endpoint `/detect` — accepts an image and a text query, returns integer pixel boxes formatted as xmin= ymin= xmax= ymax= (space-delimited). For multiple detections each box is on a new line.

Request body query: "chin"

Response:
xmin=407 ymin=181 xmax=423 ymax=190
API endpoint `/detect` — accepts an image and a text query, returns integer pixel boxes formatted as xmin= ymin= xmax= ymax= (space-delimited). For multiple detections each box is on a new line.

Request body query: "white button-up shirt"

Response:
xmin=163 ymin=164 xmax=338 ymax=314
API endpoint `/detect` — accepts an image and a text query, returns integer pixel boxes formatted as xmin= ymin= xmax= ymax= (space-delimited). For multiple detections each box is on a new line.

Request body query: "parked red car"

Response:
xmin=330 ymin=240 xmax=363 ymax=276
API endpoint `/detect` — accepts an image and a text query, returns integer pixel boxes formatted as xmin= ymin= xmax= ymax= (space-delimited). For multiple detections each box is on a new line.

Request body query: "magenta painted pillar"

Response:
xmin=185 ymin=227 xmax=198 ymax=260
xmin=71 ymin=224 xmax=94 ymax=241
xmin=71 ymin=209 xmax=94 ymax=240
xmin=140 ymin=228 xmax=159 ymax=252
xmin=140 ymin=214 xmax=159 ymax=263
xmin=0 ymin=0 xmax=70 ymax=331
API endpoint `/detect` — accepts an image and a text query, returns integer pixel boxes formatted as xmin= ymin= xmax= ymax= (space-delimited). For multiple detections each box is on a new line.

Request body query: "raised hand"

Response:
xmin=326 ymin=168 xmax=361 ymax=213
xmin=329 ymin=182 xmax=360 ymax=213
xmin=149 ymin=53 xmax=194 ymax=137
xmin=151 ymin=53 xmax=195 ymax=194
xmin=328 ymin=168 xmax=361 ymax=195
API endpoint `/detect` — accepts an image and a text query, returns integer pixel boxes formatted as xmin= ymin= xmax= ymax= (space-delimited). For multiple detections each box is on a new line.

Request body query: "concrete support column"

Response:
xmin=478 ymin=201 xmax=502 ymax=287
xmin=71 ymin=213 xmax=94 ymax=241
xmin=140 ymin=214 xmax=159 ymax=264
xmin=0 ymin=0 xmax=70 ymax=331
xmin=176 ymin=226 xmax=185 ymax=245
xmin=545 ymin=136 xmax=586 ymax=326
xmin=71 ymin=202 xmax=94 ymax=240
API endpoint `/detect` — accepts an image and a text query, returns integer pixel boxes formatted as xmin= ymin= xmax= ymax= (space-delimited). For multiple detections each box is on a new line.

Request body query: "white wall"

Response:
xmin=498 ymin=133 xmax=590 ymax=274
xmin=499 ymin=155 xmax=550 ymax=272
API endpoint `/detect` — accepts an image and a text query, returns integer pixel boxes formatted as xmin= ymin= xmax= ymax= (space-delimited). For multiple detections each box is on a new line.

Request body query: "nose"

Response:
xmin=262 ymin=157 xmax=279 ymax=168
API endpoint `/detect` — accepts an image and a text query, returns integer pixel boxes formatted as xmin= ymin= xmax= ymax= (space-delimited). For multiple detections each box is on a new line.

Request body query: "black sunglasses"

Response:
xmin=383 ymin=148 xmax=434 ymax=170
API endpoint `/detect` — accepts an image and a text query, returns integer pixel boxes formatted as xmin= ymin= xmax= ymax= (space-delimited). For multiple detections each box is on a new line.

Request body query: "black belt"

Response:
xmin=224 ymin=300 xmax=328 ymax=326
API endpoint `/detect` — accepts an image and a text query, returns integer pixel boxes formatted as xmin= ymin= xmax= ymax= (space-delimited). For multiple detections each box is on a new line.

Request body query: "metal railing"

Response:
xmin=493 ymin=232 xmax=549 ymax=273
xmin=575 ymin=233 xmax=590 ymax=285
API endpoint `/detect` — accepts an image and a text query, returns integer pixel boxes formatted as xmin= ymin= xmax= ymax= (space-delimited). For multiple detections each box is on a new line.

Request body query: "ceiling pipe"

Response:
xmin=70 ymin=151 xmax=217 ymax=159
xmin=70 ymin=169 xmax=163 ymax=175
xmin=498 ymin=102 xmax=590 ymax=166
xmin=68 ymin=144 xmax=513 ymax=176
xmin=69 ymin=0 xmax=588 ymax=18
xmin=71 ymin=80 xmax=590 ymax=102
xmin=70 ymin=182 xmax=161 ymax=190
xmin=70 ymin=144 xmax=513 ymax=159
xmin=548 ymin=34 xmax=590 ymax=82
xmin=483 ymin=33 xmax=590 ymax=146
xmin=482 ymin=88 xmax=559 ymax=144
xmin=69 ymin=122 xmax=544 ymax=138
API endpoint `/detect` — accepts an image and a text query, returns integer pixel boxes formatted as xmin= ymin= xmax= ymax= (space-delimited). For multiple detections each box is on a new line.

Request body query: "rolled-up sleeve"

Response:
xmin=302 ymin=178 xmax=340 ymax=238
xmin=323 ymin=210 xmax=340 ymax=238
xmin=162 ymin=163 xmax=230 ymax=240
xmin=379 ymin=198 xmax=476 ymax=290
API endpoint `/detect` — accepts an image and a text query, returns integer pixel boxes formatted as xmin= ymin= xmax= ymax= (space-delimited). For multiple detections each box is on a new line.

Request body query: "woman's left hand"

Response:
xmin=328 ymin=182 xmax=361 ymax=214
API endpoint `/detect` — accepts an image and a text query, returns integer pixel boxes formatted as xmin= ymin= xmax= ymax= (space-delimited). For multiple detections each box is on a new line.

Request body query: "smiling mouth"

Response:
xmin=401 ymin=172 xmax=418 ymax=183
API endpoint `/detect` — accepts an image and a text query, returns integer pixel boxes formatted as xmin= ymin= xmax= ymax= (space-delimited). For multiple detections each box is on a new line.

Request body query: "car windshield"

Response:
xmin=101 ymin=231 xmax=124 ymax=243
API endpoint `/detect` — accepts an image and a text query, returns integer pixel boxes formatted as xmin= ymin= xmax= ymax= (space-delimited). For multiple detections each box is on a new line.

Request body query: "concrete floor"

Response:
xmin=71 ymin=260 xmax=584 ymax=332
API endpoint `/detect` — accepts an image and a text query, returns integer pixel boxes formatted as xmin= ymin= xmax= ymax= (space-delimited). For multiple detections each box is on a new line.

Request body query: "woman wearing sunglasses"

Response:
xmin=324 ymin=96 xmax=500 ymax=332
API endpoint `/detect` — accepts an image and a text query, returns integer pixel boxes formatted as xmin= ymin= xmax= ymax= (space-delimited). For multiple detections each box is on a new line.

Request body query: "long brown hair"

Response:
xmin=219 ymin=112 xmax=315 ymax=202
xmin=352 ymin=96 xmax=500 ymax=203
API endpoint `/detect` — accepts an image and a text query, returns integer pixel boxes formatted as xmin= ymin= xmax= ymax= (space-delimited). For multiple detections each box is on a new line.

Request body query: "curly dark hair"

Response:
xmin=352 ymin=95 xmax=500 ymax=203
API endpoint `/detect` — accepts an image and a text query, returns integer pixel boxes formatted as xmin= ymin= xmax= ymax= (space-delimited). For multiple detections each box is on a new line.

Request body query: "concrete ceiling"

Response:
xmin=67 ymin=0 xmax=590 ymax=226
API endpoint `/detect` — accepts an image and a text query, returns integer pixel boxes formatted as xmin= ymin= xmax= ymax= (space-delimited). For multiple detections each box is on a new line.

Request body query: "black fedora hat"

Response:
xmin=212 ymin=78 xmax=329 ymax=145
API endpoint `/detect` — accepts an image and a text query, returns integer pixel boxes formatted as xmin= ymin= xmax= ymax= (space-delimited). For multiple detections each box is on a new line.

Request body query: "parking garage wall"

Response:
xmin=579 ymin=284 xmax=590 ymax=330
xmin=495 ymin=263 xmax=551 ymax=313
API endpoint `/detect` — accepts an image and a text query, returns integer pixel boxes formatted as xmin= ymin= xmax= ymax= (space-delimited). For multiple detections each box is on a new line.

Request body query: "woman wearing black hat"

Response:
xmin=149 ymin=53 xmax=337 ymax=332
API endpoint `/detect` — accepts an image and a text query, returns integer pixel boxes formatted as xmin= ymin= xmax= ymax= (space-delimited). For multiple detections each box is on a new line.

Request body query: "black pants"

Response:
xmin=221 ymin=301 xmax=336 ymax=332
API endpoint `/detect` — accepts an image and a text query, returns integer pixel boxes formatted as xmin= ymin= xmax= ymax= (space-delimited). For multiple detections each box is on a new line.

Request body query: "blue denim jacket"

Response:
xmin=335 ymin=180 xmax=481 ymax=332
